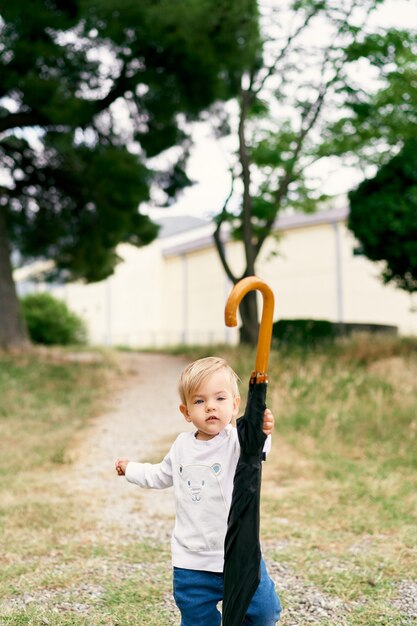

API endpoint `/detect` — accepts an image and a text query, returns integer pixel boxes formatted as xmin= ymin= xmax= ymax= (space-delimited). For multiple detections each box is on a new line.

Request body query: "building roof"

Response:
xmin=155 ymin=215 xmax=210 ymax=239
xmin=276 ymin=205 xmax=348 ymax=230
xmin=161 ymin=205 xmax=349 ymax=257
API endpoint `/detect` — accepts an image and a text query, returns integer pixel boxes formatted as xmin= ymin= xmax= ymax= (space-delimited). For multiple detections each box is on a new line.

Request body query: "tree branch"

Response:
xmin=253 ymin=5 xmax=322 ymax=96
xmin=91 ymin=63 xmax=132 ymax=117
xmin=0 ymin=63 xmax=132 ymax=136
xmin=0 ymin=111 xmax=49 ymax=134
xmin=239 ymin=87 xmax=257 ymax=276
xmin=213 ymin=170 xmax=238 ymax=284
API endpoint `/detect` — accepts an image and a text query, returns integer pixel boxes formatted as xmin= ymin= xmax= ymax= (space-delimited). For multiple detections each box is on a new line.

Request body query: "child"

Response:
xmin=115 ymin=356 xmax=282 ymax=626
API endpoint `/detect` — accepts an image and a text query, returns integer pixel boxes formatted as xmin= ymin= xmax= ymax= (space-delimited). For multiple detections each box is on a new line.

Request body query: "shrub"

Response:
xmin=20 ymin=292 xmax=87 ymax=345
xmin=273 ymin=318 xmax=398 ymax=349
xmin=273 ymin=318 xmax=336 ymax=347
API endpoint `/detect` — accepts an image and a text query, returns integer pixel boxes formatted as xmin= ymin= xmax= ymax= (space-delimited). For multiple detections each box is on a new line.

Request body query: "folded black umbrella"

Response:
xmin=223 ymin=378 xmax=267 ymax=625
xmin=222 ymin=276 xmax=275 ymax=626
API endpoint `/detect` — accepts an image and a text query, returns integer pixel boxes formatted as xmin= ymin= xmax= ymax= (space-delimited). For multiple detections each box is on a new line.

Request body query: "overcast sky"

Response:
xmin=148 ymin=0 xmax=417 ymax=220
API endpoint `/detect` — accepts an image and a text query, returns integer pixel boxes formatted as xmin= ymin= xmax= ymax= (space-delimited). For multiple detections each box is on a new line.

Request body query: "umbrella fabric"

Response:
xmin=222 ymin=379 xmax=267 ymax=626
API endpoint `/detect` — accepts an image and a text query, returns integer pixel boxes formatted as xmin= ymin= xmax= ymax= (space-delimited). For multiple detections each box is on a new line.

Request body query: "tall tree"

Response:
xmin=349 ymin=139 xmax=417 ymax=294
xmin=0 ymin=0 xmax=260 ymax=348
xmin=211 ymin=0 xmax=417 ymax=344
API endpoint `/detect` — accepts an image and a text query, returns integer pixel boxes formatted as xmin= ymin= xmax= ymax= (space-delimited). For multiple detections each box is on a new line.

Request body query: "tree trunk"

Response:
xmin=0 ymin=209 xmax=30 ymax=349
xmin=238 ymin=86 xmax=259 ymax=346
xmin=238 ymin=290 xmax=259 ymax=345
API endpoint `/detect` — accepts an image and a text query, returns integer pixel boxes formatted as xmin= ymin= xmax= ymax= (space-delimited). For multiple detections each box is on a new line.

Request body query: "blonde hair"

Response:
xmin=178 ymin=356 xmax=240 ymax=405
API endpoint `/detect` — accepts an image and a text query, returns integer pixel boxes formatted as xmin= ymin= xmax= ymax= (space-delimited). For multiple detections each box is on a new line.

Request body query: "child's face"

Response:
xmin=179 ymin=370 xmax=240 ymax=441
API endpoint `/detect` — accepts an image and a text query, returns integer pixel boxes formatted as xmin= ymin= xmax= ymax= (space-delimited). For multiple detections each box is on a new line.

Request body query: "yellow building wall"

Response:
xmin=163 ymin=247 xmax=239 ymax=345
xmin=258 ymin=221 xmax=417 ymax=335
xmin=16 ymin=213 xmax=417 ymax=347
xmin=56 ymin=240 xmax=165 ymax=346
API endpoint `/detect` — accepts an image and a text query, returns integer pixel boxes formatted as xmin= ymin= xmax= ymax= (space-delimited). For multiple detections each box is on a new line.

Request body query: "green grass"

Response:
xmin=0 ymin=349 xmax=112 ymax=576
xmin=1 ymin=338 xmax=417 ymax=625
xmin=0 ymin=351 xmax=112 ymax=474
xmin=264 ymin=336 xmax=417 ymax=625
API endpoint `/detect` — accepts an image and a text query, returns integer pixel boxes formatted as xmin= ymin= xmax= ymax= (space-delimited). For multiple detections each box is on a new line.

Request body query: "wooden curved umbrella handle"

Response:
xmin=225 ymin=276 xmax=275 ymax=379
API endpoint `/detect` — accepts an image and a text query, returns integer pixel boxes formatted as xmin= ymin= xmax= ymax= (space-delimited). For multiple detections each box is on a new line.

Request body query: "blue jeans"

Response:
xmin=173 ymin=560 xmax=282 ymax=626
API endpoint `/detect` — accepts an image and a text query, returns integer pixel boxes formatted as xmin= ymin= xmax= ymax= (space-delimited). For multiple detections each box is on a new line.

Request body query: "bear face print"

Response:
xmin=179 ymin=463 xmax=221 ymax=503
xmin=175 ymin=462 xmax=227 ymax=552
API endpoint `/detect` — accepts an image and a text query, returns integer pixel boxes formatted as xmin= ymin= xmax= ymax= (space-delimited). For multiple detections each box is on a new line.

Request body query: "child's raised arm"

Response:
xmin=115 ymin=459 xmax=129 ymax=476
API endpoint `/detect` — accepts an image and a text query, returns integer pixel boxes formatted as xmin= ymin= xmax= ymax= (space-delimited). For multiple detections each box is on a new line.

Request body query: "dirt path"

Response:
xmin=70 ymin=352 xmax=193 ymax=539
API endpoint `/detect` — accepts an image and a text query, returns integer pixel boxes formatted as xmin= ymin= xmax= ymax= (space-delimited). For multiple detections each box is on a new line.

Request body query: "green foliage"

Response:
xmin=20 ymin=293 xmax=87 ymax=345
xmin=8 ymin=136 xmax=156 ymax=282
xmin=0 ymin=0 xmax=260 ymax=283
xmin=273 ymin=319 xmax=398 ymax=348
xmin=322 ymin=28 xmax=417 ymax=161
xmin=348 ymin=138 xmax=417 ymax=293
xmin=212 ymin=0 xmax=417 ymax=334
xmin=273 ymin=318 xmax=336 ymax=347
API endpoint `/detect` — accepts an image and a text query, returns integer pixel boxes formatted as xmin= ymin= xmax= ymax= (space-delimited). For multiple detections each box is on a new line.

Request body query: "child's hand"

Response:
xmin=115 ymin=459 xmax=129 ymax=476
xmin=262 ymin=408 xmax=274 ymax=436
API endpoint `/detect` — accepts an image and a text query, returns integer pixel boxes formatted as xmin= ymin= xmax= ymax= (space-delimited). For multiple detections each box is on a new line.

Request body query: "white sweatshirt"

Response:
xmin=125 ymin=424 xmax=270 ymax=573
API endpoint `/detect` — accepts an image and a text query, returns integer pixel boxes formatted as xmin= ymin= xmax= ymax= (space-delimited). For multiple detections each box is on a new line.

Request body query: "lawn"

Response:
xmin=0 ymin=337 xmax=416 ymax=625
